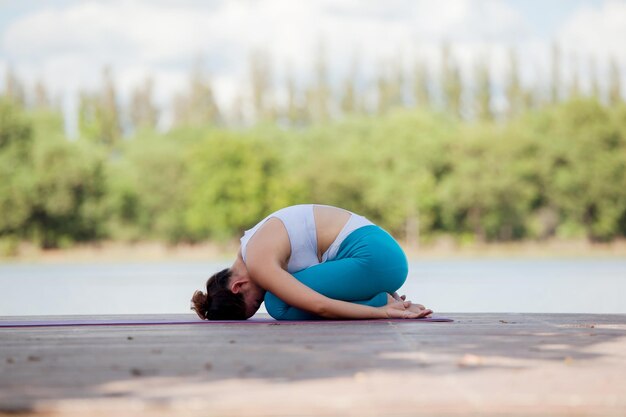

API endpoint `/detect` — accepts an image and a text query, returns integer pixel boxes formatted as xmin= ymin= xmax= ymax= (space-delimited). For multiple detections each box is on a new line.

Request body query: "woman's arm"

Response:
xmin=318 ymin=290 xmax=430 ymax=319
xmin=325 ymin=292 xmax=423 ymax=319
xmin=252 ymin=263 xmax=423 ymax=319
xmin=256 ymin=265 xmax=387 ymax=319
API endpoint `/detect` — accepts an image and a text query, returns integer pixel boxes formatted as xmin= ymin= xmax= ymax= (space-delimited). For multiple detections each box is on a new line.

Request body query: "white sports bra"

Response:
xmin=240 ymin=204 xmax=374 ymax=273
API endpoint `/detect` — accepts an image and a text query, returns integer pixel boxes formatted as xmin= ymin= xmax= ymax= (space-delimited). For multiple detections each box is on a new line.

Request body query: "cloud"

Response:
xmin=556 ymin=0 xmax=626 ymax=84
xmin=557 ymin=1 xmax=626 ymax=58
xmin=2 ymin=0 xmax=621 ymax=129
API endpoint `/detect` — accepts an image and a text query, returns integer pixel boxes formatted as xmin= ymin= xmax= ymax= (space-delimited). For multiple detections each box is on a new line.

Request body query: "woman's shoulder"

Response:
xmin=244 ymin=217 xmax=291 ymax=267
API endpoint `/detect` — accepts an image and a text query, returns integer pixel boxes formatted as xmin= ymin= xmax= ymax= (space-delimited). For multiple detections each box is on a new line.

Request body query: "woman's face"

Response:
xmin=229 ymin=257 xmax=265 ymax=319
xmin=242 ymin=281 xmax=265 ymax=318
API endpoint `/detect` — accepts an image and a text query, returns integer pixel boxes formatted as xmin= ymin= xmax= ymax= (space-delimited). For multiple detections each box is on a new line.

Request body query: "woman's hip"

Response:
xmin=335 ymin=225 xmax=408 ymax=276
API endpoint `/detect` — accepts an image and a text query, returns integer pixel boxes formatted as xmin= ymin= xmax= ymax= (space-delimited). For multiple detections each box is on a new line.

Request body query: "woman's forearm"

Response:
xmin=318 ymin=296 xmax=387 ymax=319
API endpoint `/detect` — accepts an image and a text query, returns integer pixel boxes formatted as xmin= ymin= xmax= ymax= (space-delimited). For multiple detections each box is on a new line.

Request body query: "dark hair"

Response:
xmin=190 ymin=268 xmax=247 ymax=320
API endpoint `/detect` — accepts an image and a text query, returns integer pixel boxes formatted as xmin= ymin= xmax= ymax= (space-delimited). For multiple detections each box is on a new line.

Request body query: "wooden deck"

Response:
xmin=1 ymin=313 xmax=625 ymax=416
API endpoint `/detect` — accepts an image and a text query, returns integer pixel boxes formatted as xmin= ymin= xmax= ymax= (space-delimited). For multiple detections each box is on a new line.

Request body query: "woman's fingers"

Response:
xmin=388 ymin=307 xmax=420 ymax=319
xmin=388 ymin=301 xmax=421 ymax=318
xmin=389 ymin=305 xmax=433 ymax=319
xmin=386 ymin=301 xmax=408 ymax=316
xmin=405 ymin=303 xmax=427 ymax=314
xmin=385 ymin=299 xmax=434 ymax=319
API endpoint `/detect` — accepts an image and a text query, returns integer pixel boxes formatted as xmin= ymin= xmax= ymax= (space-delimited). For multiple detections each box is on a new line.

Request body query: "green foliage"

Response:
xmin=0 ymin=102 xmax=108 ymax=248
xmin=533 ymin=99 xmax=626 ymax=241
xmin=2 ymin=97 xmax=626 ymax=250
xmin=183 ymin=129 xmax=305 ymax=241
xmin=78 ymin=68 xmax=122 ymax=147
xmin=0 ymin=99 xmax=32 ymax=150
xmin=438 ymin=123 xmax=538 ymax=240
xmin=0 ymin=100 xmax=35 ymax=237
xmin=29 ymin=133 xmax=107 ymax=248
xmin=105 ymin=129 xmax=189 ymax=243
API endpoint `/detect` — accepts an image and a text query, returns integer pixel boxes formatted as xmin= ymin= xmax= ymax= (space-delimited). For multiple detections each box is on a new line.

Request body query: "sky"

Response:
xmin=0 ymin=0 xmax=624 ymax=132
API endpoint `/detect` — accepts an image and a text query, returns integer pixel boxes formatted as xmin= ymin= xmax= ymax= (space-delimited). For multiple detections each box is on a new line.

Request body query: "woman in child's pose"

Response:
xmin=191 ymin=204 xmax=432 ymax=320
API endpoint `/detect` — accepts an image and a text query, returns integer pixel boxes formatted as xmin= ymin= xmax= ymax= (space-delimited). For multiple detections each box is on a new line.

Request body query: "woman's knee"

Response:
xmin=372 ymin=246 xmax=409 ymax=291
xmin=264 ymin=291 xmax=288 ymax=320
xmin=375 ymin=251 xmax=409 ymax=292
xmin=366 ymin=229 xmax=407 ymax=265
xmin=389 ymin=262 xmax=409 ymax=291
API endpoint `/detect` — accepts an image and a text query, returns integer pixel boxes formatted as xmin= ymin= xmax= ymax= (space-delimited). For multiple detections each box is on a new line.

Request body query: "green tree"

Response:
xmin=106 ymin=130 xmax=188 ymax=243
xmin=505 ymin=49 xmax=523 ymax=118
xmin=533 ymin=99 xmax=626 ymax=240
xmin=376 ymin=58 xmax=405 ymax=115
xmin=173 ymin=56 xmax=221 ymax=126
xmin=1 ymin=99 xmax=107 ymax=248
xmin=413 ymin=61 xmax=431 ymax=109
xmin=340 ymin=57 xmax=358 ymax=115
xmin=388 ymin=58 xmax=405 ymax=109
xmin=307 ymin=43 xmax=332 ymax=123
xmin=550 ymin=43 xmax=561 ymax=104
xmin=130 ymin=76 xmax=159 ymax=131
xmin=438 ymin=123 xmax=538 ymax=241
xmin=2 ymin=66 xmax=26 ymax=108
xmin=589 ymin=57 xmax=601 ymax=101
xmin=474 ymin=58 xmax=493 ymax=121
xmin=33 ymin=79 xmax=51 ymax=110
xmin=568 ymin=55 xmax=581 ymax=99
xmin=0 ymin=99 xmax=34 ymax=244
xmin=78 ymin=66 xmax=122 ymax=147
xmin=376 ymin=66 xmax=392 ymax=115
xmin=248 ymin=49 xmax=275 ymax=123
xmin=608 ymin=57 xmax=623 ymax=106
xmin=184 ymin=131 xmax=302 ymax=240
xmin=29 ymin=134 xmax=107 ymax=248
xmin=441 ymin=42 xmax=463 ymax=118
xmin=284 ymin=65 xmax=307 ymax=125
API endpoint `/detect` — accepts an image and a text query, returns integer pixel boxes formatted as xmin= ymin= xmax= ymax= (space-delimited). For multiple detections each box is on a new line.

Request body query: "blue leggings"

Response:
xmin=264 ymin=225 xmax=408 ymax=320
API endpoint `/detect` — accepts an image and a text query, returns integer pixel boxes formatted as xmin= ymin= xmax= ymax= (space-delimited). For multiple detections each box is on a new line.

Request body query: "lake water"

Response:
xmin=1 ymin=259 xmax=625 ymax=316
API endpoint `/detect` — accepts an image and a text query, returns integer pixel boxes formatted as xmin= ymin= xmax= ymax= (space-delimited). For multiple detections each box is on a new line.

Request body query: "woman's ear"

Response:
xmin=230 ymin=278 xmax=245 ymax=294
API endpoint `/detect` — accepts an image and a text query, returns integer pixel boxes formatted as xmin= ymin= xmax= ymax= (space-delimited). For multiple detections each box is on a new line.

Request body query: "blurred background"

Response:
xmin=1 ymin=0 xmax=625 ymax=316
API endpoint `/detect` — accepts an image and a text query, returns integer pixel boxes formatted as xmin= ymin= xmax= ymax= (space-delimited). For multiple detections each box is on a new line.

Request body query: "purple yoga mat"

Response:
xmin=0 ymin=316 xmax=453 ymax=328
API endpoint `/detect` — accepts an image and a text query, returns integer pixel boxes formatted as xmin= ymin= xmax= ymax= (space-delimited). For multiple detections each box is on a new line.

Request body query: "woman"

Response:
xmin=191 ymin=204 xmax=432 ymax=320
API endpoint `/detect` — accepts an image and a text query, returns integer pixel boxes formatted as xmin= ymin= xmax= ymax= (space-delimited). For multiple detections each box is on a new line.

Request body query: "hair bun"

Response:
xmin=191 ymin=290 xmax=210 ymax=320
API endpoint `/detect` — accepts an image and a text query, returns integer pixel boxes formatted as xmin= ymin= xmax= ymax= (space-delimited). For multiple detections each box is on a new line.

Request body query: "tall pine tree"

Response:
xmin=173 ymin=55 xmax=221 ymax=126
xmin=474 ymin=58 xmax=493 ymax=121
xmin=441 ymin=42 xmax=463 ymax=118
xmin=550 ymin=43 xmax=561 ymax=104
xmin=608 ymin=56 xmax=623 ymax=106
xmin=413 ymin=60 xmax=431 ymax=109
xmin=130 ymin=76 xmax=159 ymax=130
xmin=505 ymin=49 xmax=523 ymax=118
xmin=78 ymin=66 xmax=121 ymax=146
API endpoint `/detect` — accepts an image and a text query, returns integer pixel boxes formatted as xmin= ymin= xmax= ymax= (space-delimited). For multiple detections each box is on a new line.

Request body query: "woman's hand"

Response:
xmin=385 ymin=293 xmax=433 ymax=319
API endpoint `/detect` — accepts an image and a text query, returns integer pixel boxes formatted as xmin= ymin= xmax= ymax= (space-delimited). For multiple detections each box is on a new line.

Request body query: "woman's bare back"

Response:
xmin=313 ymin=205 xmax=351 ymax=262
xmin=244 ymin=205 xmax=352 ymax=268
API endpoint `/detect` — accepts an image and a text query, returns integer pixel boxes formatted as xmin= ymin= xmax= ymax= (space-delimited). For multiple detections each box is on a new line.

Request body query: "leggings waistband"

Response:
xmin=337 ymin=225 xmax=382 ymax=254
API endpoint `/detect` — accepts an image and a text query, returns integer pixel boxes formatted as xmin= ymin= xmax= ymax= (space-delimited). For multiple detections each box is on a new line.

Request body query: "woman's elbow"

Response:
xmin=315 ymin=299 xmax=335 ymax=318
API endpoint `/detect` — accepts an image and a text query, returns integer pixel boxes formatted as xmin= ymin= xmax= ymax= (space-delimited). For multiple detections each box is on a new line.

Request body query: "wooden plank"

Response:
xmin=1 ymin=313 xmax=625 ymax=416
